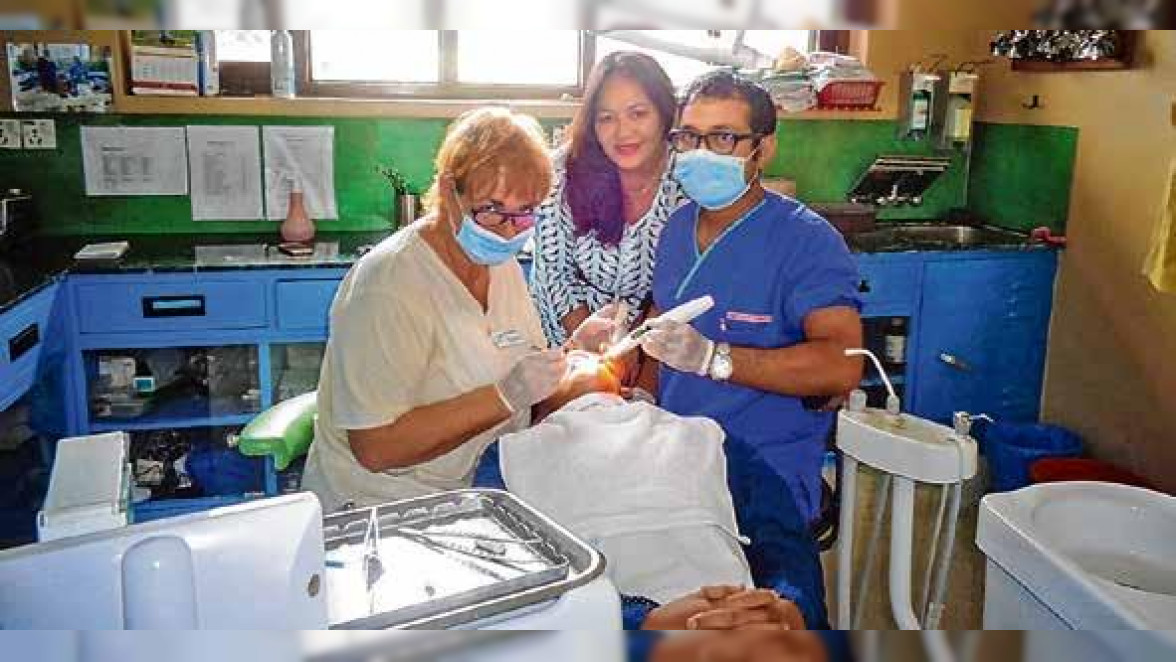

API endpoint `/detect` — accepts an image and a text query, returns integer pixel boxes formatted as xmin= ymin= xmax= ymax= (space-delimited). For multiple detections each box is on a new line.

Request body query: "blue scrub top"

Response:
xmin=652 ymin=192 xmax=862 ymax=522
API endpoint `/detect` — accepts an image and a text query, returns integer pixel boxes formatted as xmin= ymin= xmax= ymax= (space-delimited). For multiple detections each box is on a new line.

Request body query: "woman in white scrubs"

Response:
xmin=303 ymin=108 xmax=611 ymax=512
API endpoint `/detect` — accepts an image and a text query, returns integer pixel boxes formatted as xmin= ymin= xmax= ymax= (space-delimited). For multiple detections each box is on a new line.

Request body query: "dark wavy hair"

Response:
xmin=564 ymin=51 xmax=676 ymax=246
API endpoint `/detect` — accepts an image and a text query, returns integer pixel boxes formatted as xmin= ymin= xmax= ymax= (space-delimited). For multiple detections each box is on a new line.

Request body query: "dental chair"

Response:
xmin=237 ymin=393 xmax=830 ymax=629
xmin=233 ymin=391 xmax=318 ymax=497
xmin=474 ymin=436 xmax=831 ymax=630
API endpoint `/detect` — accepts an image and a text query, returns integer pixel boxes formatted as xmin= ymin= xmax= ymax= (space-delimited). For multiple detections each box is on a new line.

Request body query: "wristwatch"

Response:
xmin=708 ymin=342 xmax=734 ymax=381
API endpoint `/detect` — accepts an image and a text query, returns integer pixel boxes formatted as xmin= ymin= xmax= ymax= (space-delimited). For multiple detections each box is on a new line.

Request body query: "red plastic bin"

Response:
xmin=816 ymin=80 xmax=884 ymax=110
xmin=1029 ymin=458 xmax=1156 ymax=491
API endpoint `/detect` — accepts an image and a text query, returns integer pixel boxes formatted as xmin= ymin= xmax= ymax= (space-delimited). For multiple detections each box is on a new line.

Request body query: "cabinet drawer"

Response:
xmin=275 ymin=279 xmax=341 ymax=332
xmin=76 ymin=279 xmax=267 ymax=334
xmin=0 ymin=283 xmax=58 ymax=411
xmin=856 ymin=259 xmax=921 ymax=313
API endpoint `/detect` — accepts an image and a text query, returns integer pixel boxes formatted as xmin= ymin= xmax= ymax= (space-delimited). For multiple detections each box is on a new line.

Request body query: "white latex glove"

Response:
xmin=640 ymin=318 xmax=715 ymax=376
xmin=569 ymin=303 xmax=625 ymax=353
xmin=495 ymin=349 xmax=567 ymax=414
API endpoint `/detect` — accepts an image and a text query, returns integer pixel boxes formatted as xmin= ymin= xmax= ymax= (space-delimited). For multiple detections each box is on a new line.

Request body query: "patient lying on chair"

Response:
xmin=502 ymin=350 xmax=754 ymax=606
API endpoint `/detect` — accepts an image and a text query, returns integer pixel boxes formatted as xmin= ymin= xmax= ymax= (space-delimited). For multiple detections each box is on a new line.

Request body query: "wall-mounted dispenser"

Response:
xmin=939 ymin=71 xmax=978 ymax=148
xmin=934 ymin=65 xmax=984 ymax=151
xmin=898 ymin=71 xmax=940 ymax=141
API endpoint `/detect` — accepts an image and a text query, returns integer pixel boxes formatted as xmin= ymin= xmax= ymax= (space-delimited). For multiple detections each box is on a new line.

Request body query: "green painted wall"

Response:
xmin=967 ymin=123 xmax=1078 ymax=233
xmin=0 ymin=114 xmax=448 ymax=236
xmin=0 ymin=113 xmax=1072 ymax=236
xmin=770 ymin=120 xmax=969 ymax=221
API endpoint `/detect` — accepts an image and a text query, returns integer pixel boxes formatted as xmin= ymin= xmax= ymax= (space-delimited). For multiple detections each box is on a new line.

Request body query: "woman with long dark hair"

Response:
xmin=529 ymin=51 xmax=685 ymax=347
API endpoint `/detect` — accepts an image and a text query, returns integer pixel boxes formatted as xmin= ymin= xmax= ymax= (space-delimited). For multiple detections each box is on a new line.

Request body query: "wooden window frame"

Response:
xmin=211 ymin=29 xmax=830 ymax=102
xmin=293 ymin=30 xmax=595 ymax=101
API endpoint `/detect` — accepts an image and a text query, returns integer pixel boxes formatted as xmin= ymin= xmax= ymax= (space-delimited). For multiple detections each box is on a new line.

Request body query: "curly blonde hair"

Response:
xmin=424 ymin=107 xmax=553 ymax=216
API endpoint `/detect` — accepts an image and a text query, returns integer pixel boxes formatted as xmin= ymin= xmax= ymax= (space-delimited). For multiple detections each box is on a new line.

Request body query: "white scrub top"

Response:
xmin=301 ymin=221 xmax=546 ymax=513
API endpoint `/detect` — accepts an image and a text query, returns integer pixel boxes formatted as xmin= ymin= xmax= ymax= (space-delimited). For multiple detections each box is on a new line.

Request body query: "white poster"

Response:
xmin=263 ymin=125 xmax=337 ymax=220
xmin=81 ymin=126 xmax=188 ymax=196
xmin=187 ymin=125 xmax=263 ymax=220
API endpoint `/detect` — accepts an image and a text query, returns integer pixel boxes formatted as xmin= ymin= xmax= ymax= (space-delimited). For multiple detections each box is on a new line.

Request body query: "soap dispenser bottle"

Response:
xmin=940 ymin=71 xmax=980 ymax=149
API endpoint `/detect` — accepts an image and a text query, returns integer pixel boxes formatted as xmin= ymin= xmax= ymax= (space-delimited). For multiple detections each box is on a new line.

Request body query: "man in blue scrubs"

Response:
xmin=638 ymin=71 xmax=864 ymax=627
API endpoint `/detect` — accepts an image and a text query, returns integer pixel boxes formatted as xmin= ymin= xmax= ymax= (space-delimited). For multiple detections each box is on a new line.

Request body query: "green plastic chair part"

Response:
xmin=236 ymin=391 xmax=318 ymax=471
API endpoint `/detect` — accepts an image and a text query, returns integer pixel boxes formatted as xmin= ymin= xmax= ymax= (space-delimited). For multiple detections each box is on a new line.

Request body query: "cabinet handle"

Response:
xmin=142 ymin=295 xmax=207 ymax=318
xmin=858 ymin=279 xmax=872 ymax=294
xmin=939 ymin=352 xmax=972 ymax=372
xmin=7 ymin=323 xmax=40 ymax=361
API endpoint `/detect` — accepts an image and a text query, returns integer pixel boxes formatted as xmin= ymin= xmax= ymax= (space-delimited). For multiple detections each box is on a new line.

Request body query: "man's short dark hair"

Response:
xmin=679 ymin=70 xmax=778 ymax=136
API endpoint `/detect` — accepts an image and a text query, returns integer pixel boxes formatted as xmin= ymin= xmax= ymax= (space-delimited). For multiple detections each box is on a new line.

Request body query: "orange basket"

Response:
xmin=816 ymin=80 xmax=884 ymax=110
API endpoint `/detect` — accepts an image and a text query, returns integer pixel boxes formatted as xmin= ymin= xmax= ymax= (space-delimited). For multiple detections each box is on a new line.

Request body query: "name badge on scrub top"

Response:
xmin=489 ymin=329 xmax=528 ymax=349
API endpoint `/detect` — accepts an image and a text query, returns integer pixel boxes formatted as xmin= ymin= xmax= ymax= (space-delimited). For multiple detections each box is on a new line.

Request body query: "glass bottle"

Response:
xmin=883 ymin=317 xmax=907 ymax=368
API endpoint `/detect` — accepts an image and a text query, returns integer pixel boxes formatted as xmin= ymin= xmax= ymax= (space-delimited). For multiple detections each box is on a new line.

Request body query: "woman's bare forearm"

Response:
xmin=348 ymin=385 xmax=511 ymax=472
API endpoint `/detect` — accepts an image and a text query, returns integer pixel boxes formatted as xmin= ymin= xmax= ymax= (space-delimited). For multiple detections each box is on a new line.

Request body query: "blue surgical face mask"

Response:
xmin=455 ymin=215 xmax=533 ymax=266
xmin=672 ymin=148 xmax=756 ymax=210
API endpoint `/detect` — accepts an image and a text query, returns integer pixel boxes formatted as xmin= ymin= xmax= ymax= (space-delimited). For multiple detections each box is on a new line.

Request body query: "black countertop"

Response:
xmin=0 ymin=231 xmax=395 ymax=314
xmin=0 ymin=225 xmax=1052 ymax=316
xmin=0 ymin=239 xmax=73 ymax=315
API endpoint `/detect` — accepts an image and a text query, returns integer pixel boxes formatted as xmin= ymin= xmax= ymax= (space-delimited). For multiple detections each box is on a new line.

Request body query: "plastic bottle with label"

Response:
xmin=270 ymin=30 xmax=296 ymax=99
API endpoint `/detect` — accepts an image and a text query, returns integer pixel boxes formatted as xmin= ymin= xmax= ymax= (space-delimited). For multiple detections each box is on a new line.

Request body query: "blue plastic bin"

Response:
xmin=186 ymin=446 xmax=265 ymax=496
xmin=974 ymin=421 xmax=1083 ymax=492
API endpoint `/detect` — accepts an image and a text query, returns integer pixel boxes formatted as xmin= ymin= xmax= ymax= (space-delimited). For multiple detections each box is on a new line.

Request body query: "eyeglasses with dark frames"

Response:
xmin=470 ymin=205 xmax=537 ymax=231
xmin=668 ymin=129 xmax=762 ymax=156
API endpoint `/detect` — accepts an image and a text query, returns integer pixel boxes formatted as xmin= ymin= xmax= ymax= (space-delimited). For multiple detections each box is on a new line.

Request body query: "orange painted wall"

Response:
xmin=975 ymin=30 xmax=1176 ymax=492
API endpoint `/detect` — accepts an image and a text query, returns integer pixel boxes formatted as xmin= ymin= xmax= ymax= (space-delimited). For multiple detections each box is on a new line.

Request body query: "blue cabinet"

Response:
xmin=55 ymin=270 xmax=345 ymax=520
xmin=74 ymin=277 xmax=268 ymax=334
xmin=0 ymin=284 xmax=60 ymax=412
xmin=64 ymin=270 xmax=347 ymax=436
xmin=909 ymin=252 xmax=1057 ymax=423
xmin=274 ymin=279 xmax=341 ymax=332
xmin=856 ymin=255 xmax=922 ymax=317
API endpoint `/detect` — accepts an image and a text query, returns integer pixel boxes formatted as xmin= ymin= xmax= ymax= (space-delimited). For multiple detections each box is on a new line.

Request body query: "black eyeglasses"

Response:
xmin=470 ymin=205 xmax=537 ymax=231
xmin=668 ymin=129 xmax=762 ymax=156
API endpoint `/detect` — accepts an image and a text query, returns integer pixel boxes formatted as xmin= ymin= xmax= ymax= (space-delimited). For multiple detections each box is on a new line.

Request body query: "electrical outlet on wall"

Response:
xmin=0 ymin=120 xmax=20 ymax=149
xmin=21 ymin=119 xmax=56 ymax=150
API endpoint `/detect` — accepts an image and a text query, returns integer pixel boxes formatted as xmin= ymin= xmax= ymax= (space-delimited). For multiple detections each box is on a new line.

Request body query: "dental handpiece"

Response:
xmin=602 ymin=295 xmax=715 ymax=360
xmin=610 ymin=300 xmax=630 ymax=346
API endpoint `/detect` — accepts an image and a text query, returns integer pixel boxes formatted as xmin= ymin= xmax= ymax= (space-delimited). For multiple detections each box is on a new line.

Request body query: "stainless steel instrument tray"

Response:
xmin=323 ymin=489 xmax=607 ymax=629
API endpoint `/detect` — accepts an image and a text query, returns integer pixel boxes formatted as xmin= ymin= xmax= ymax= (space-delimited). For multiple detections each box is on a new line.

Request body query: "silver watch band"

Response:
xmin=708 ymin=342 xmax=732 ymax=381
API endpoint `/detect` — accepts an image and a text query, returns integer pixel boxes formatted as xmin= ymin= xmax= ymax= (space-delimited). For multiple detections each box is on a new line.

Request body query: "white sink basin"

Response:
xmin=979 ymin=481 xmax=1176 ymax=637
xmin=1033 ymin=485 xmax=1176 ymax=597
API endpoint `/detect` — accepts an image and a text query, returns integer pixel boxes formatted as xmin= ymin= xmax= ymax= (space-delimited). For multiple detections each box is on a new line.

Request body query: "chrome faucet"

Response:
xmin=953 ymin=411 xmax=994 ymax=437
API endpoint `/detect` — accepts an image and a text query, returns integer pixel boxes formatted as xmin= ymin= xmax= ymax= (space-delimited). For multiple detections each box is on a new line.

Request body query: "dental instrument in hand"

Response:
xmin=610 ymin=300 xmax=630 ymax=347
xmin=603 ymin=295 xmax=715 ymax=361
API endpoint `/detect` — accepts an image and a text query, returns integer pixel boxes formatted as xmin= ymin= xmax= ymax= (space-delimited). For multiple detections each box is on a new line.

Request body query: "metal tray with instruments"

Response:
xmin=322 ymin=489 xmax=606 ymax=630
